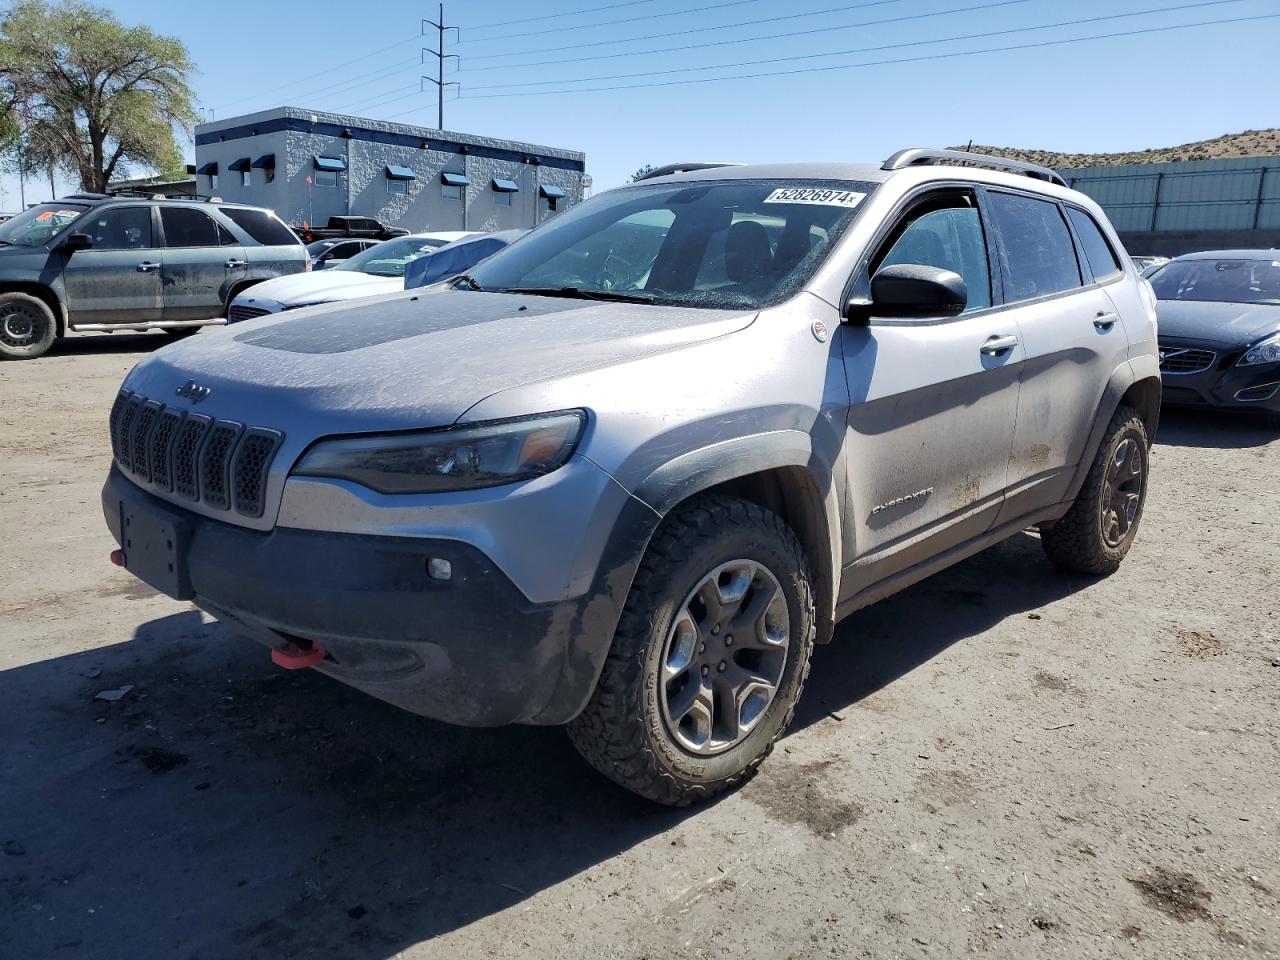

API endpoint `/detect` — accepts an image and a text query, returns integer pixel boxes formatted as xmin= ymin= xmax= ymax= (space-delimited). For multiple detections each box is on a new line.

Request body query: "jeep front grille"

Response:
xmin=109 ymin=390 xmax=283 ymax=519
xmin=1158 ymin=345 xmax=1216 ymax=375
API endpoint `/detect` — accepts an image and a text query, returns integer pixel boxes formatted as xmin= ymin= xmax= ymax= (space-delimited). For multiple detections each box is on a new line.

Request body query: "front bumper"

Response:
xmin=102 ymin=467 xmax=659 ymax=726
xmin=1159 ymin=339 xmax=1280 ymax=412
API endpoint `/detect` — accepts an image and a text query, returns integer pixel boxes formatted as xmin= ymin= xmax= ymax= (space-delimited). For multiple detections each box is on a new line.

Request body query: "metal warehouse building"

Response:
xmin=193 ymin=106 xmax=587 ymax=234
xmin=1064 ymin=155 xmax=1280 ymax=256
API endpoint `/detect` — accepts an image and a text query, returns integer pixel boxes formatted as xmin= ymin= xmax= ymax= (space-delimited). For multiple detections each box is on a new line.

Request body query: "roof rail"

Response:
xmin=882 ymin=148 xmax=1067 ymax=187
xmin=634 ymin=161 xmax=743 ymax=181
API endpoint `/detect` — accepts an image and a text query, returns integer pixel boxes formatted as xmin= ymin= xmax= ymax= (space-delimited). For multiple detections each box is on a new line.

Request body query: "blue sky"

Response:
xmin=3 ymin=0 xmax=1277 ymax=207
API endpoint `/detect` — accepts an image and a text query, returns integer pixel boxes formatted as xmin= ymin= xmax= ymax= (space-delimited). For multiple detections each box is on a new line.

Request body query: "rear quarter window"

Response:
xmin=987 ymin=191 xmax=1082 ymax=301
xmin=1065 ymin=207 xmax=1122 ymax=280
xmin=221 ymin=207 xmax=301 ymax=247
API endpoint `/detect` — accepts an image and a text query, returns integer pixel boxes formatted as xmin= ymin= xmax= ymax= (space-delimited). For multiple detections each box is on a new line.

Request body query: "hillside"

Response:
xmin=949 ymin=129 xmax=1280 ymax=168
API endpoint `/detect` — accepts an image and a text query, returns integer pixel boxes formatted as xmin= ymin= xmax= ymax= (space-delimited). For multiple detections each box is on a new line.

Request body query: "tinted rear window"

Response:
xmin=221 ymin=207 xmax=300 ymax=247
xmin=1066 ymin=207 xmax=1122 ymax=280
xmin=988 ymin=192 xmax=1082 ymax=301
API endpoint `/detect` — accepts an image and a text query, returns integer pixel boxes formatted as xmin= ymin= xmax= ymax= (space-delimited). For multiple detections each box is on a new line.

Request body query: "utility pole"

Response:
xmin=421 ymin=5 xmax=459 ymax=129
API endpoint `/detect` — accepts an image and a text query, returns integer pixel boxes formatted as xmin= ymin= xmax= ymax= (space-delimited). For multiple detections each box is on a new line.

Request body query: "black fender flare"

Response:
xmin=1064 ymin=357 xmax=1161 ymax=504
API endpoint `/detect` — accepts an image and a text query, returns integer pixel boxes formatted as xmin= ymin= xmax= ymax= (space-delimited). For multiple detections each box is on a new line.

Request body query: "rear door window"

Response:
xmin=1065 ymin=207 xmax=1122 ymax=281
xmin=160 ymin=207 xmax=226 ymax=248
xmin=220 ymin=207 xmax=300 ymax=247
xmin=987 ymin=192 xmax=1082 ymax=302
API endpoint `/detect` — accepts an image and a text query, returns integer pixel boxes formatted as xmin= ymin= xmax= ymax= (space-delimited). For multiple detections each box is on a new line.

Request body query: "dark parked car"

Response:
xmin=292 ymin=216 xmax=409 ymax=244
xmin=0 ymin=194 xmax=308 ymax=360
xmin=306 ymin=238 xmax=382 ymax=270
xmin=403 ymin=229 xmax=527 ymax=289
xmin=1149 ymin=250 xmax=1280 ymax=423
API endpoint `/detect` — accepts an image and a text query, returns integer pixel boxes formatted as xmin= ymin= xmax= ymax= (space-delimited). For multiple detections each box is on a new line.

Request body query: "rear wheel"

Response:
xmin=568 ymin=495 xmax=815 ymax=806
xmin=0 ymin=292 xmax=57 ymax=360
xmin=1041 ymin=404 xmax=1149 ymax=575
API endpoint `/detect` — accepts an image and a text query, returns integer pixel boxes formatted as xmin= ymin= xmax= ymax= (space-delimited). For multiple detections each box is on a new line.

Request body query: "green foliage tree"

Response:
xmin=0 ymin=0 xmax=197 ymax=192
xmin=629 ymin=164 xmax=655 ymax=182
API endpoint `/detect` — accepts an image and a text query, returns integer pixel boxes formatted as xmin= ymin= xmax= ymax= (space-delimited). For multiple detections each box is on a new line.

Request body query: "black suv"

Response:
xmin=0 ymin=194 xmax=307 ymax=360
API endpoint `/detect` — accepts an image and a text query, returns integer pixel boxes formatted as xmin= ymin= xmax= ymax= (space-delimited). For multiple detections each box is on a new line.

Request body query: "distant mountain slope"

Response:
xmin=948 ymin=129 xmax=1280 ymax=168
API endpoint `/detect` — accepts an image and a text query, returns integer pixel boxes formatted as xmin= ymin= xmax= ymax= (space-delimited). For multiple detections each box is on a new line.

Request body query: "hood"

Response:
xmin=235 ymin=270 xmax=402 ymax=307
xmin=1155 ymin=299 xmax=1280 ymax=344
xmin=124 ymin=289 xmax=756 ymax=435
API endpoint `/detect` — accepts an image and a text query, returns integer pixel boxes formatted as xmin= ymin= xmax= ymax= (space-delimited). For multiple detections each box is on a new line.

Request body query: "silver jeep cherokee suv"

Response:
xmin=103 ymin=149 xmax=1161 ymax=805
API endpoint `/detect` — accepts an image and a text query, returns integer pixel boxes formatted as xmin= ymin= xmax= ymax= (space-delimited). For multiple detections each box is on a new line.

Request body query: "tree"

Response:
xmin=0 ymin=0 xmax=197 ymax=192
xmin=629 ymin=164 xmax=655 ymax=182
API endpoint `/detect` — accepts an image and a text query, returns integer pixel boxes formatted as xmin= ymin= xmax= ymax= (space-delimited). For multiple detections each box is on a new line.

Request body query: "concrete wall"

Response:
xmin=195 ymin=107 xmax=586 ymax=233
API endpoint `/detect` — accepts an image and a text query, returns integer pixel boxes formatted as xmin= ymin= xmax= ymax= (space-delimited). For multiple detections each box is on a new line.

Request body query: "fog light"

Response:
xmin=427 ymin=558 xmax=452 ymax=581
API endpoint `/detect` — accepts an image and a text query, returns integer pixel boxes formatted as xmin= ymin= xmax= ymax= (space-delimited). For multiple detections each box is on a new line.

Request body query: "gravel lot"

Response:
xmin=2 ymin=332 xmax=1278 ymax=960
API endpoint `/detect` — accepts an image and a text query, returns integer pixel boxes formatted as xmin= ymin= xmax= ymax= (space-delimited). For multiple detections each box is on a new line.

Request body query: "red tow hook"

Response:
xmin=271 ymin=642 xmax=326 ymax=670
xmin=109 ymin=549 xmax=125 ymax=567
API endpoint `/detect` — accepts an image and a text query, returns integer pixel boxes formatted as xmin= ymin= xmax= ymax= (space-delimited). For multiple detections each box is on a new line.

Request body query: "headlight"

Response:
xmin=293 ymin=411 xmax=586 ymax=494
xmin=1238 ymin=332 xmax=1280 ymax=366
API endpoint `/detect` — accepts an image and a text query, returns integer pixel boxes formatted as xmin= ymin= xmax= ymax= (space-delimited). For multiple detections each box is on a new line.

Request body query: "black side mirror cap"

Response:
xmin=846 ymin=263 xmax=968 ymax=323
xmin=61 ymin=232 xmax=94 ymax=253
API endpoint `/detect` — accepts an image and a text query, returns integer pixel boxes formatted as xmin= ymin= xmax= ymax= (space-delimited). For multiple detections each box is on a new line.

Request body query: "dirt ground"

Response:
xmin=2 ymin=332 xmax=1278 ymax=960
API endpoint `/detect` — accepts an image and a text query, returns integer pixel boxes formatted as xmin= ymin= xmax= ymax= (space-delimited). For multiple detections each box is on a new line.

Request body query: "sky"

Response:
xmin=2 ymin=0 xmax=1278 ymax=208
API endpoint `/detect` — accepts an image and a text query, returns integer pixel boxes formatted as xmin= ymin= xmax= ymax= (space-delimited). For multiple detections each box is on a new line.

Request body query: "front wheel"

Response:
xmin=1041 ymin=404 xmax=1150 ymax=575
xmin=568 ymin=495 xmax=815 ymax=806
xmin=0 ymin=292 xmax=57 ymax=360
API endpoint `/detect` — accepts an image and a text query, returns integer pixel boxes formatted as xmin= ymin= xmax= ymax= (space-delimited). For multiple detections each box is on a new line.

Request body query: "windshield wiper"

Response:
xmin=453 ymin=274 xmax=484 ymax=291
xmin=499 ymin=286 xmax=655 ymax=303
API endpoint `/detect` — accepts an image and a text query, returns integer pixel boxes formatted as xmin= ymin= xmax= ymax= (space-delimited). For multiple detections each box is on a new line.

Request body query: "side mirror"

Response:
xmin=61 ymin=232 xmax=95 ymax=253
xmin=843 ymin=263 xmax=967 ymax=325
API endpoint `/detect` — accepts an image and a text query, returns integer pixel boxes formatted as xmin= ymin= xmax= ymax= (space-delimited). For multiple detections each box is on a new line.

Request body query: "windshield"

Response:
xmin=338 ymin=235 xmax=447 ymax=276
xmin=466 ymin=179 xmax=877 ymax=309
xmin=1150 ymin=258 xmax=1280 ymax=305
xmin=0 ymin=202 xmax=90 ymax=247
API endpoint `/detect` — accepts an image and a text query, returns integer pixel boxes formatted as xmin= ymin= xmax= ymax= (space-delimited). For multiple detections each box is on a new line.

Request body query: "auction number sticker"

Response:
xmin=764 ymin=187 xmax=866 ymax=208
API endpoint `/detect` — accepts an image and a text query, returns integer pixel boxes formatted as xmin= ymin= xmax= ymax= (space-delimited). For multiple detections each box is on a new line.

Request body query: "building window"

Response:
xmin=314 ymin=170 xmax=337 ymax=187
xmin=209 ymin=173 xmax=218 ymax=190
xmin=264 ymin=167 xmax=275 ymax=184
xmin=241 ymin=170 xmax=251 ymax=187
xmin=388 ymin=179 xmax=406 ymax=195
xmin=442 ymin=183 xmax=462 ymax=200
xmin=540 ymin=195 xmax=558 ymax=213
xmin=495 ymin=191 xmax=511 ymax=206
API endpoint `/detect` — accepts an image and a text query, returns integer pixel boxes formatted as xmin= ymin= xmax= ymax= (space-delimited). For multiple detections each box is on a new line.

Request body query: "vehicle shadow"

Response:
xmin=1154 ymin=405 xmax=1278 ymax=449
xmin=46 ymin=331 xmax=189 ymax=357
xmin=0 ymin=533 xmax=1082 ymax=960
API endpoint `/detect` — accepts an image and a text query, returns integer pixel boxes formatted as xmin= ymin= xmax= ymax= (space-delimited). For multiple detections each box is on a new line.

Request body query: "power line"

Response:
xmin=466 ymin=0 xmax=1242 ymax=91
xmin=461 ymin=12 xmax=1277 ymax=98
xmin=459 ymin=0 xmax=1027 ymax=71
xmin=461 ymin=0 xmax=664 ymax=31
xmin=457 ymin=0 xmax=763 ymax=45
xmin=462 ymin=0 xmax=901 ymax=62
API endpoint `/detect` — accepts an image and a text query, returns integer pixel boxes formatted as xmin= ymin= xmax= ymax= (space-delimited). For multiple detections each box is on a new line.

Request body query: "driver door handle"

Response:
xmin=225 ymin=258 xmax=248 ymax=269
xmin=980 ymin=334 xmax=1019 ymax=356
xmin=1094 ymin=312 xmax=1119 ymax=330
xmin=136 ymin=261 xmax=159 ymax=272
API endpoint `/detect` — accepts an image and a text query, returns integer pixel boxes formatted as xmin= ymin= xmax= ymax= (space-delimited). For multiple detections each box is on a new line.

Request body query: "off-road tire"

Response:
xmin=567 ymin=495 xmax=815 ymax=806
xmin=1041 ymin=404 xmax=1149 ymax=575
xmin=0 ymin=292 xmax=57 ymax=360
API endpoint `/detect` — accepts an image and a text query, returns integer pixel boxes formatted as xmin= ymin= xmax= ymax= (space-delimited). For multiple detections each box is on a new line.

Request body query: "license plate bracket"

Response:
xmin=119 ymin=500 xmax=193 ymax=600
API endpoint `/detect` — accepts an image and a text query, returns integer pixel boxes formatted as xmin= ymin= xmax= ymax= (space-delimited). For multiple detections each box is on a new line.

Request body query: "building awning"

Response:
xmin=251 ymin=154 xmax=275 ymax=169
xmin=228 ymin=157 xmax=252 ymax=173
xmin=385 ymin=164 xmax=417 ymax=181
xmin=492 ymin=178 xmax=520 ymax=193
xmin=313 ymin=156 xmax=347 ymax=172
xmin=441 ymin=172 xmax=469 ymax=187
xmin=539 ymin=184 xmax=566 ymax=199
xmin=196 ymin=162 xmax=218 ymax=175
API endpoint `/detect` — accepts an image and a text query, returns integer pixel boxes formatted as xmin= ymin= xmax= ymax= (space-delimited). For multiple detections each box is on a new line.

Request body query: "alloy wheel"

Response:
xmin=659 ymin=559 xmax=790 ymax=756
xmin=1101 ymin=436 xmax=1143 ymax=548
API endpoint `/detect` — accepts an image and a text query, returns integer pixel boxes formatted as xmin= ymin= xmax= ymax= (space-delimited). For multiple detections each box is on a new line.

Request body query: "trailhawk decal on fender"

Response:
xmin=763 ymin=187 xmax=866 ymax=207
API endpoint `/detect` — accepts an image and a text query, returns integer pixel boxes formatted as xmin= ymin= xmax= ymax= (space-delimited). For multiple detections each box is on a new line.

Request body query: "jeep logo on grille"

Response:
xmin=175 ymin=380 xmax=212 ymax=403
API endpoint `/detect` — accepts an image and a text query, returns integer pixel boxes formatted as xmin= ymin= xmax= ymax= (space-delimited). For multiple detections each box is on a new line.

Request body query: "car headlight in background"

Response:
xmin=1238 ymin=332 xmax=1280 ymax=366
xmin=293 ymin=411 xmax=586 ymax=494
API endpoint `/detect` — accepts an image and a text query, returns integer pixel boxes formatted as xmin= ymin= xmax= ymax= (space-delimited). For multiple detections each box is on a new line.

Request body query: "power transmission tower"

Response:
xmin=421 ymin=5 xmax=460 ymax=129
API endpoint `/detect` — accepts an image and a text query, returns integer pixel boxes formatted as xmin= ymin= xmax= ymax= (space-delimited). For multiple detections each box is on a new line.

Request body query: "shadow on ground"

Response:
xmin=45 ymin=331 xmax=190 ymax=358
xmin=0 ymin=529 xmax=1084 ymax=960
xmin=1154 ymin=405 xmax=1278 ymax=449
